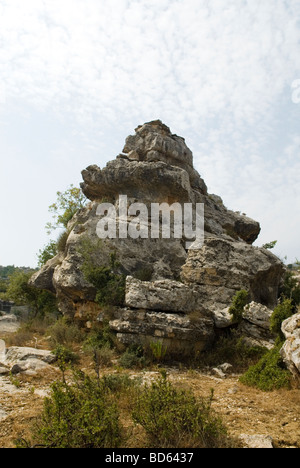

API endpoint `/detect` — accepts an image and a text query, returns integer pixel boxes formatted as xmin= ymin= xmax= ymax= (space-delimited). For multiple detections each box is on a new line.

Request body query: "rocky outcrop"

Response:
xmin=125 ymin=276 xmax=205 ymax=314
xmin=30 ymin=120 xmax=285 ymax=356
xmin=181 ymin=238 xmax=283 ymax=311
xmin=104 ymin=308 xmax=214 ymax=357
xmin=280 ymin=312 xmax=300 ymax=382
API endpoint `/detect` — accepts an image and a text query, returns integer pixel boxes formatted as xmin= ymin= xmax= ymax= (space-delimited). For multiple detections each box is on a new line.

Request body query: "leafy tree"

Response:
xmin=6 ymin=270 xmax=57 ymax=317
xmin=37 ymin=241 xmax=58 ymax=268
xmin=46 ymin=185 xmax=87 ymax=234
xmin=0 ymin=279 xmax=8 ymax=296
xmin=37 ymin=185 xmax=87 ymax=267
xmin=0 ymin=265 xmax=17 ymax=278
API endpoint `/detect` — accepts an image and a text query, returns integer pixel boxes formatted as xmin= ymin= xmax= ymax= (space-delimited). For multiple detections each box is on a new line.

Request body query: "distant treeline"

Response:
xmin=0 ymin=265 xmax=34 ymax=279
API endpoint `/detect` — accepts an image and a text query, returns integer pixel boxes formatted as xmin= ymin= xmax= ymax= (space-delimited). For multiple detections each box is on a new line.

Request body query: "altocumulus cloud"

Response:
xmin=0 ymin=0 xmax=299 ymax=265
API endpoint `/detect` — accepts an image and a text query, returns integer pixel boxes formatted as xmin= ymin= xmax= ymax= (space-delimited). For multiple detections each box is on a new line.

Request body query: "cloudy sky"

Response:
xmin=0 ymin=0 xmax=299 ymax=267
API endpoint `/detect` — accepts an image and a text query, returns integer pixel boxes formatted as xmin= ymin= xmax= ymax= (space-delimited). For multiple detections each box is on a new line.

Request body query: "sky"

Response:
xmin=0 ymin=0 xmax=299 ymax=268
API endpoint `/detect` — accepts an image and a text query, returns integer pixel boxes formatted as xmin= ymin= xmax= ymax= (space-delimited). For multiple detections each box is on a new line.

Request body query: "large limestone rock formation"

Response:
xmin=30 ymin=120 xmax=284 ymax=355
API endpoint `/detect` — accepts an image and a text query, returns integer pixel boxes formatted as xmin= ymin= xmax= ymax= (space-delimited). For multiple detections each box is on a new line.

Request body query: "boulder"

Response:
xmin=243 ymin=302 xmax=273 ymax=330
xmin=10 ymin=359 xmax=53 ymax=375
xmin=1 ymin=347 xmax=56 ymax=375
xmin=181 ymin=238 xmax=284 ymax=311
xmin=280 ymin=312 xmax=300 ymax=382
xmin=210 ymin=306 xmax=233 ymax=328
xmin=0 ymin=339 xmax=5 ymax=363
xmin=125 ymin=276 xmax=205 ymax=314
xmin=0 ymin=314 xmax=19 ymax=334
xmin=4 ymin=346 xmax=56 ymax=364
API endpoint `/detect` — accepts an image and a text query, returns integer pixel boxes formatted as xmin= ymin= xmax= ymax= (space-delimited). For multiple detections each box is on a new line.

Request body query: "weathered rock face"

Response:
xmin=181 ymin=238 xmax=283 ymax=311
xmin=105 ymin=308 xmax=215 ymax=357
xmin=280 ymin=312 xmax=300 ymax=382
xmin=125 ymin=276 xmax=205 ymax=314
xmin=30 ymin=120 xmax=285 ymax=356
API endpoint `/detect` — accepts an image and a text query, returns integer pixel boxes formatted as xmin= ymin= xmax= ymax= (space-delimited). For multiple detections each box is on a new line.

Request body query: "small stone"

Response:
xmin=240 ymin=434 xmax=273 ymax=449
xmin=218 ymin=363 xmax=233 ymax=373
xmin=0 ymin=366 xmax=9 ymax=376
xmin=212 ymin=367 xmax=226 ymax=379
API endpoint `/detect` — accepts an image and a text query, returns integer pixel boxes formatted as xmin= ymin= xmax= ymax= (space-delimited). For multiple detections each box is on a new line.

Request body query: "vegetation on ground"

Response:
xmin=240 ymin=341 xmax=291 ymax=391
xmin=132 ymin=372 xmax=233 ymax=448
xmin=17 ymin=372 xmax=123 ymax=448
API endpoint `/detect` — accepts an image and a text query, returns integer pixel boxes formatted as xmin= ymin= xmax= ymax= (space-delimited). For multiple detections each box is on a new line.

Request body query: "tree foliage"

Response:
xmin=37 ymin=185 xmax=87 ymax=267
xmin=46 ymin=185 xmax=87 ymax=234
xmin=5 ymin=270 xmax=57 ymax=317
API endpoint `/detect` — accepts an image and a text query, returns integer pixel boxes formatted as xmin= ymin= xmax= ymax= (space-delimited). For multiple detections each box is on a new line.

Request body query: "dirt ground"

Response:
xmin=0 ymin=365 xmax=299 ymax=448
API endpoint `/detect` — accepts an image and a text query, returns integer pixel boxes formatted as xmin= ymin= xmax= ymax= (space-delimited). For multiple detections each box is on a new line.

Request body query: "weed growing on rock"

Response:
xmin=229 ymin=289 xmax=249 ymax=323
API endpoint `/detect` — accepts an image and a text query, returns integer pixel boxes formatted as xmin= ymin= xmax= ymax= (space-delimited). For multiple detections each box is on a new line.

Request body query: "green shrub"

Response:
xmin=6 ymin=270 xmax=58 ymax=318
xmin=119 ymin=346 xmax=147 ymax=369
xmin=83 ymin=323 xmax=115 ymax=350
xmin=102 ymin=373 xmax=140 ymax=393
xmin=132 ymin=375 xmax=230 ymax=448
xmin=200 ymin=331 xmax=267 ymax=372
xmin=48 ymin=317 xmax=85 ymax=346
xmin=270 ymin=299 xmax=294 ymax=340
xmin=279 ymin=271 xmax=300 ymax=306
xmin=20 ymin=373 xmax=123 ymax=448
xmin=94 ymin=343 xmax=115 ymax=368
xmin=134 ymin=267 xmax=153 ymax=282
xmin=240 ymin=342 xmax=291 ymax=391
xmin=52 ymin=345 xmax=79 ymax=379
xmin=229 ymin=289 xmax=249 ymax=323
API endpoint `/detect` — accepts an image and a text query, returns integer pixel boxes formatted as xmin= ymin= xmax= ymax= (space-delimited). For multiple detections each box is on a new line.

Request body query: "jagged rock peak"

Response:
xmin=81 ymin=120 xmax=208 ymax=201
xmin=121 ymin=119 xmax=194 ymax=171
